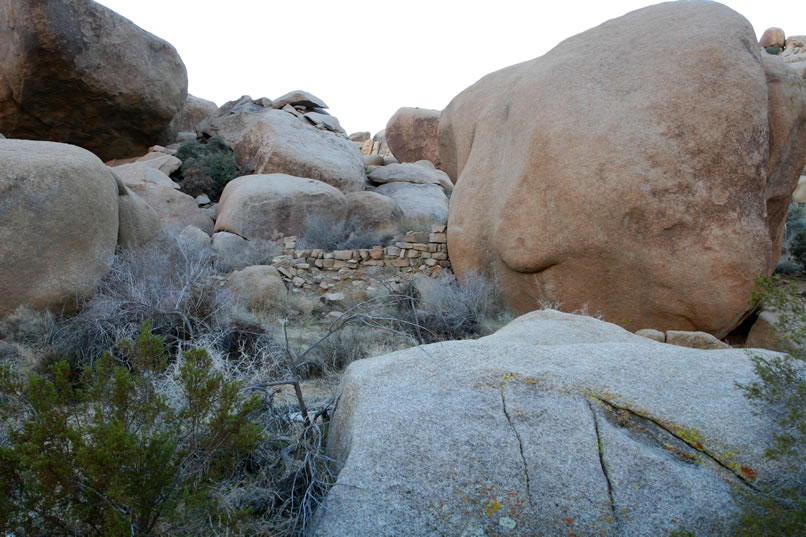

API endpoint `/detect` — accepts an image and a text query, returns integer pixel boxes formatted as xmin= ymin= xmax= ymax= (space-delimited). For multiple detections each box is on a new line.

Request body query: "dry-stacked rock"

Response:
xmin=0 ymin=0 xmax=188 ymax=160
xmin=440 ymin=2 xmax=806 ymax=337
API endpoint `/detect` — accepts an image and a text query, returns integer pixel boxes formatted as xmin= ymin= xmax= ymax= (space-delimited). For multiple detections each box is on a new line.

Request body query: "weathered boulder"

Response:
xmin=115 ymin=178 xmax=162 ymax=250
xmin=349 ymin=131 xmax=371 ymax=143
xmin=344 ymin=191 xmax=404 ymax=238
xmin=385 ymin=107 xmax=442 ymax=168
xmin=271 ymin=90 xmax=328 ymax=110
xmin=374 ymin=182 xmax=449 ymax=227
xmin=112 ymin=165 xmax=213 ymax=236
xmin=225 ymin=265 xmax=287 ymax=311
xmin=0 ymin=0 xmax=187 ymax=160
xmin=177 ymin=225 xmax=212 ymax=256
xmin=314 ymin=310 xmax=785 ymax=537
xmin=783 ymin=35 xmax=806 ymax=57
xmin=792 ymin=176 xmax=806 ymax=202
xmin=440 ymin=2 xmax=806 ymax=337
xmin=0 ymin=140 xmax=119 ymax=316
xmin=159 ymin=94 xmax=218 ymax=145
xmin=201 ymin=106 xmax=365 ymax=192
xmin=215 ymin=174 xmax=347 ymax=240
xmin=133 ymin=152 xmax=182 ymax=176
xmin=368 ymin=162 xmax=453 ymax=195
xmin=759 ymin=27 xmax=785 ymax=49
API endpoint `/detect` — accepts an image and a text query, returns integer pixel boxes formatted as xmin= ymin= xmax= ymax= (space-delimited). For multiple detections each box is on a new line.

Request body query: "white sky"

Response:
xmin=95 ymin=0 xmax=805 ymax=135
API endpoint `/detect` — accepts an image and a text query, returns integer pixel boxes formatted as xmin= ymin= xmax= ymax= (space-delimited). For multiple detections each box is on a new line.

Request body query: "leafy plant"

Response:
xmin=733 ymin=274 xmax=806 ymax=535
xmin=0 ymin=322 xmax=263 ymax=536
xmin=790 ymin=231 xmax=806 ymax=272
xmin=175 ymin=136 xmax=238 ymax=201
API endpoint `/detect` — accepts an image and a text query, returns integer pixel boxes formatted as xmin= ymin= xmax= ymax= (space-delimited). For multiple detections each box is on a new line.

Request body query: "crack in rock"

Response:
xmin=498 ymin=385 xmax=535 ymax=509
xmin=586 ymin=398 xmax=619 ymax=525
xmin=592 ymin=395 xmax=758 ymax=491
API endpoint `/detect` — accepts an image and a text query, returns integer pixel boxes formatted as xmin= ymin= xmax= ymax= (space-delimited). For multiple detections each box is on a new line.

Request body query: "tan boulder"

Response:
xmin=385 ymin=107 xmax=442 ymax=168
xmin=201 ymin=106 xmax=365 ymax=193
xmin=0 ymin=140 xmax=119 ymax=316
xmin=440 ymin=2 xmax=806 ymax=337
xmin=225 ymin=265 xmax=287 ymax=311
xmin=115 ymin=178 xmax=162 ymax=249
xmin=368 ymin=162 xmax=453 ymax=195
xmin=134 ymin=152 xmax=182 ymax=175
xmin=793 ymin=176 xmax=806 ymax=203
xmin=759 ymin=27 xmax=785 ymax=49
xmin=345 ymin=191 xmax=404 ymax=239
xmin=160 ymin=94 xmax=218 ymax=144
xmin=112 ymin=164 xmax=213 ymax=236
xmin=665 ymin=331 xmax=730 ymax=350
xmin=0 ymin=0 xmax=187 ymax=160
xmin=215 ymin=174 xmax=347 ymax=240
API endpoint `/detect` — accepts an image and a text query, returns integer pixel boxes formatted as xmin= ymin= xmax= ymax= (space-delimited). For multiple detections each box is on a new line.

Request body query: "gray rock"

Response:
xmin=160 ymin=94 xmax=218 ymax=145
xmin=665 ymin=330 xmax=730 ymax=350
xmin=349 ymin=131 xmax=371 ymax=143
xmin=315 ymin=310 xmax=785 ymax=536
xmin=374 ymin=182 xmax=449 ymax=226
xmin=177 ymin=225 xmax=212 ymax=256
xmin=304 ymin=112 xmax=345 ymax=133
xmin=271 ymin=90 xmax=328 ymax=110
xmin=368 ymin=162 xmax=453 ymax=195
xmin=135 ymin=152 xmax=182 ymax=175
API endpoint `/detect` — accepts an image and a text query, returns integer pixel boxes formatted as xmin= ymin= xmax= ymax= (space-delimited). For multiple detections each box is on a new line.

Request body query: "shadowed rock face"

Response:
xmin=439 ymin=1 xmax=806 ymax=337
xmin=0 ymin=0 xmax=188 ymax=160
xmin=315 ymin=310 xmax=786 ymax=537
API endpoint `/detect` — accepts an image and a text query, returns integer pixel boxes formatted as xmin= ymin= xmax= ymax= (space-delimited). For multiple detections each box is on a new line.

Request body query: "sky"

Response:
xmin=94 ymin=0 xmax=806 ymax=136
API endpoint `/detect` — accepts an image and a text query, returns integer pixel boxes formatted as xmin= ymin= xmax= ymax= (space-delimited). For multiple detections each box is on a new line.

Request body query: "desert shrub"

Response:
xmin=296 ymin=214 xmax=390 ymax=251
xmin=0 ymin=323 xmax=336 ymax=537
xmin=388 ymin=271 xmax=510 ymax=343
xmin=175 ymin=136 xmax=237 ymax=200
xmin=790 ymin=231 xmax=806 ymax=272
xmin=732 ymin=274 xmax=806 ymax=535
xmin=0 ymin=323 xmax=263 ymax=536
xmin=49 ymin=238 xmax=230 ymax=363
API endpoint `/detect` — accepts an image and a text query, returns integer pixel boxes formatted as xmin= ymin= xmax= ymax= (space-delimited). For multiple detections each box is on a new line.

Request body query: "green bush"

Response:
xmin=790 ymin=231 xmax=806 ymax=272
xmin=732 ymin=274 xmax=806 ymax=535
xmin=0 ymin=322 xmax=263 ymax=536
xmin=175 ymin=136 xmax=238 ymax=201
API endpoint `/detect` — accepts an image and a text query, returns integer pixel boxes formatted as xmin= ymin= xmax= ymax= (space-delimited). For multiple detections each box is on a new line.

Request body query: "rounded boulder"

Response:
xmin=0 ymin=140 xmax=120 ymax=315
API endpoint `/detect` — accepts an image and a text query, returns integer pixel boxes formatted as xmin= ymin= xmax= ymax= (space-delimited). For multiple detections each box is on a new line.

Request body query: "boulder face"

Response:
xmin=201 ymin=105 xmax=366 ymax=193
xmin=159 ymin=94 xmax=218 ymax=145
xmin=215 ymin=174 xmax=347 ymax=240
xmin=440 ymin=1 xmax=806 ymax=337
xmin=0 ymin=0 xmax=188 ymax=161
xmin=0 ymin=140 xmax=120 ymax=316
xmin=315 ymin=310 xmax=785 ymax=537
xmin=384 ymin=107 xmax=442 ymax=168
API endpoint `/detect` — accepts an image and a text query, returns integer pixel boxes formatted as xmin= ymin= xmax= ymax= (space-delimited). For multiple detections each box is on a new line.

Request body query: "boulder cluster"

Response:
xmin=2 ymin=2 xmax=806 ymax=534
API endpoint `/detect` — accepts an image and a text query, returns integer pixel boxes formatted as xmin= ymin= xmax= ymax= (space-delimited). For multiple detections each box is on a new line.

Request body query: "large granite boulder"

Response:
xmin=314 ymin=310 xmax=786 ymax=536
xmin=0 ymin=0 xmax=188 ymax=161
xmin=385 ymin=107 xmax=442 ymax=168
xmin=200 ymin=100 xmax=365 ymax=193
xmin=215 ymin=174 xmax=347 ymax=240
xmin=0 ymin=140 xmax=119 ymax=316
xmin=440 ymin=2 xmax=806 ymax=337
